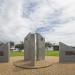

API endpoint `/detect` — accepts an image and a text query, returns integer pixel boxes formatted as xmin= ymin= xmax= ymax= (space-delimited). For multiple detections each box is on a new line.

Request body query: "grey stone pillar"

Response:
xmin=59 ymin=42 xmax=75 ymax=63
xmin=24 ymin=33 xmax=45 ymax=66
xmin=36 ymin=33 xmax=45 ymax=60
xmin=0 ymin=43 xmax=10 ymax=62
xmin=24 ymin=33 xmax=36 ymax=66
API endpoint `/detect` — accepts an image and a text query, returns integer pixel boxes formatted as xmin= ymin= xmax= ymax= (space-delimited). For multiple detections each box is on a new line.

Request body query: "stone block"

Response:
xmin=59 ymin=42 xmax=75 ymax=62
xmin=0 ymin=43 xmax=10 ymax=62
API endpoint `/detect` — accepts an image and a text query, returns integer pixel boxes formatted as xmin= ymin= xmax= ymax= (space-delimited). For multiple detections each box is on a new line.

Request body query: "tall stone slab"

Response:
xmin=0 ymin=43 xmax=10 ymax=62
xmin=24 ymin=33 xmax=35 ymax=60
xmin=24 ymin=33 xmax=45 ymax=66
xmin=36 ymin=33 xmax=45 ymax=60
xmin=24 ymin=33 xmax=36 ymax=66
xmin=59 ymin=42 xmax=75 ymax=62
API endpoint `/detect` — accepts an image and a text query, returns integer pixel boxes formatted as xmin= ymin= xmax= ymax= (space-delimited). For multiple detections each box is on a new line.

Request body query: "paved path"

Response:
xmin=0 ymin=56 xmax=75 ymax=75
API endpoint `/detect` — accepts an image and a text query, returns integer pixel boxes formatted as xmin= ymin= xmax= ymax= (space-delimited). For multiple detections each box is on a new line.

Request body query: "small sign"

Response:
xmin=0 ymin=51 xmax=3 ymax=56
xmin=65 ymin=51 xmax=75 ymax=55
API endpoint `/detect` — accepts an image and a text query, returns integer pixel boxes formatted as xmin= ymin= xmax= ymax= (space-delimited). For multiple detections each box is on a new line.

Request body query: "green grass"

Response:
xmin=10 ymin=50 xmax=59 ymax=57
xmin=10 ymin=51 xmax=24 ymax=57
xmin=45 ymin=50 xmax=59 ymax=56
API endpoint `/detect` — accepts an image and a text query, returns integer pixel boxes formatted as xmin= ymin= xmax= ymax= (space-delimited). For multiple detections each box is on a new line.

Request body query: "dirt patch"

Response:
xmin=0 ymin=56 xmax=75 ymax=75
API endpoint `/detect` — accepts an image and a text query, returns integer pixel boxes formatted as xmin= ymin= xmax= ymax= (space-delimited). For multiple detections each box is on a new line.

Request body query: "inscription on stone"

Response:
xmin=65 ymin=51 xmax=75 ymax=55
xmin=59 ymin=42 xmax=75 ymax=62
xmin=0 ymin=51 xmax=3 ymax=56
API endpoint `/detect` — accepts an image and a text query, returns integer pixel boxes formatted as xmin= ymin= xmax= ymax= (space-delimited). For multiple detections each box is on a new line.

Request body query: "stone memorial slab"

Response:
xmin=24 ymin=33 xmax=36 ymax=66
xmin=0 ymin=43 xmax=10 ymax=62
xmin=59 ymin=42 xmax=75 ymax=62
xmin=24 ymin=33 xmax=45 ymax=66
xmin=37 ymin=33 xmax=45 ymax=60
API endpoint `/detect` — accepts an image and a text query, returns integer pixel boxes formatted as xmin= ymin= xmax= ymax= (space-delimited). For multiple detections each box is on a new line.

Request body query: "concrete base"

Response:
xmin=14 ymin=60 xmax=53 ymax=69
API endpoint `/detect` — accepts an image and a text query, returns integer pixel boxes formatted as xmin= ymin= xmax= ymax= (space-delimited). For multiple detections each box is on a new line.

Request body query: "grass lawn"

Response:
xmin=10 ymin=51 xmax=24 ymax=57
xmin=45 ymin=50 xmax=59 ymax=56
xmin=10 ymin=50 xmax=59 ymax=57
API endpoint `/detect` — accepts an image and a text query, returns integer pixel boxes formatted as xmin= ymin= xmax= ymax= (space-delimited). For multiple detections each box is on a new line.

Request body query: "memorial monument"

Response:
xmin=0 ymin=43 xmax=10 ymax=62
xmin=24 ymin=33 xmax=45 ymax=66
xmin=59 ymin=42 xmax=75 ymax=62
xmin=14 ymin=33 xmax=51 ymax=69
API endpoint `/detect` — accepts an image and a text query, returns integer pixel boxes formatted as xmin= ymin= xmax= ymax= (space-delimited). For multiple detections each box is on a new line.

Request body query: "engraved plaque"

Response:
xmin=65 ymin=51 xmax=75 ymax=55
xmin=0 ymin=51 xmax=3 ymax=56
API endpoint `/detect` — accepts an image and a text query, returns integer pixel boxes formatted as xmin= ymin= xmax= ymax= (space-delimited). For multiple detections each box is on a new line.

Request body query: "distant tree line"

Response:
xmin=15 ymin=41 xmax=24 ymax=51
xmin=45 ymin=42 xmax=53 ymax=48
xmin=10 ymin=41 xmax=59 ymax=51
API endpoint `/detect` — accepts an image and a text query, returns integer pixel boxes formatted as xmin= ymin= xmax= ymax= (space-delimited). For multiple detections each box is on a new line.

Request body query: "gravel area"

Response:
xmin=0 ymin=56 xmax=75 ymax=75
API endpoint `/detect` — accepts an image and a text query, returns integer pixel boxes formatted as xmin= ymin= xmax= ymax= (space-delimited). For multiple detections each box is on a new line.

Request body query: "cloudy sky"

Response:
xmin=0 ymin=0 xmax=75 ymax=46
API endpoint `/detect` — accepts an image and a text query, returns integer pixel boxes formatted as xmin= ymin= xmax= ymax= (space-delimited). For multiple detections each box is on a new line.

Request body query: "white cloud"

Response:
xmin=44 ymin=21 xmax=75 ymax=46
xmin=0 ymin=0 xmax=75 ymax=46
xmin=0 ymin=0 xmax=31 ymax=43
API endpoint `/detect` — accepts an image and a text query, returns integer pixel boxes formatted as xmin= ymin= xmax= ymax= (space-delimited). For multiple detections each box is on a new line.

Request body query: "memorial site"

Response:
xmin=0 ymin=32 xmax=75 ymax=75
xmin=14 ymin=33 xmax=51 ymax=68
xmin=0 ymin=0 xmax=75 ymax=75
